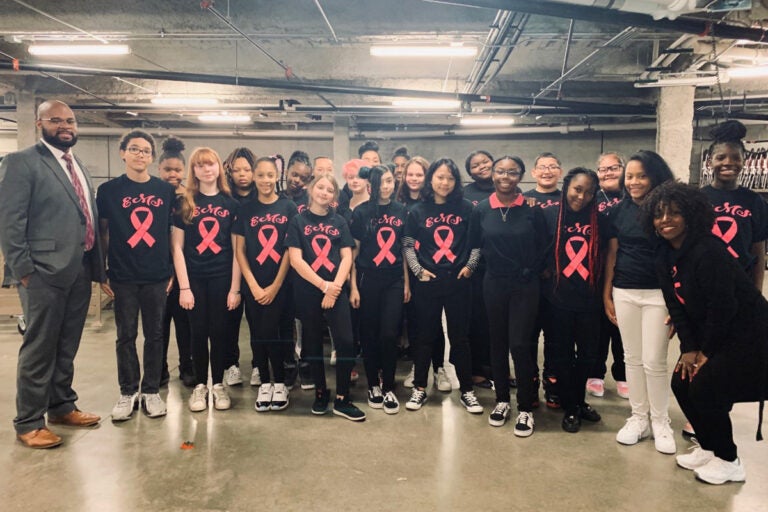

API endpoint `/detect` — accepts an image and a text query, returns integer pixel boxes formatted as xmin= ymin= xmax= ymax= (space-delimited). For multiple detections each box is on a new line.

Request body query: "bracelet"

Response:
xmin=179 ymin=287 xmax=190 ymax=291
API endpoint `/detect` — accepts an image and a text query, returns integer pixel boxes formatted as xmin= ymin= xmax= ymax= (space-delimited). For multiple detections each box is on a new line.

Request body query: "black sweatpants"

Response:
xmin=243 ymin=285 xmax=288 ymax=383
xmin=412 ymin=273 xmax=473 ymax=392
xmin=405 ymin=273 xmax=446 ymax=371
xmin=293 ymin=282 xmax=355 ymax=397
xmin=357 ymin=270 xmax=403 ymax=392
xmin=485 ymin=275 xmax=539 ymax=410
xmin=162 ymin=283 xmax=193 ymax=376
xmin=543 ymin=300 xmax=600 ymax=414
xmin=188 ymin=274 xmax=230 ymax=386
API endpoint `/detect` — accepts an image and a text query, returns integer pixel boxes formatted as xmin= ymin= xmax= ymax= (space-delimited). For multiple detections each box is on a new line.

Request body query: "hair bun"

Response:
xmin=162 ymin=136 xmax=185 ymax=153
xmin=358 ymin=166 xmax=372 ymax=180
xmin=358 ymin=140 xmax=379 ymax=157
xmin=710 ymin=120 xmax=747 ymax=144
xmin=394 ymin=146 xmax=409 ymax=158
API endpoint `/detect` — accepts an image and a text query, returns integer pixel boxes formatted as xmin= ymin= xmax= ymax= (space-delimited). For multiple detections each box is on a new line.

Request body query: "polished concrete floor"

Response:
xmin=0 ymin=311 xmax=766 ymax=512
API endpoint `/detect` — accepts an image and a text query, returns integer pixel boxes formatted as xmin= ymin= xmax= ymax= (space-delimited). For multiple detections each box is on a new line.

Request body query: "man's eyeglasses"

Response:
xmin=39 ymin=117 xmax=77 ymax=126
xmin=126 ymin=146 xmax=153 ymax=156
xmin=597 ymin=164 xmax=623 ymax=174
xmin=493 ymin=169 xmax=521 ymax=178
xmin=535 ymin=165 xmax=561 ymax=172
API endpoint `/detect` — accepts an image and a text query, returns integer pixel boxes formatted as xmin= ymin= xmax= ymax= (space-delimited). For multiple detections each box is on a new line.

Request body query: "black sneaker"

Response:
xmin=513 ymin=411 xmax=535 ymax=437
xmin=562 ymin=412 xmax=581 ymax=433
xmin=299 ymin=362 xmax=314 ymax=390
xmin=488 ymin=401 xmax=511 ymax=427
xmin=284 ymin=363 xmax=298 ymax=390
xmin=333 ymin=397 xmax=366 ymax=421
xmin=382 ymin=390 xmax=400 ymax=414
xmin=405 ymin=389 xmax=427 ymax=411
xmin=311 ymin=389 xmax=330 ymax=415
xmin=459 ymin=391 xmax=483 ymax=414
xmin=579 ymin=403 xmax=601 ymax=422
xmin=367 ymin=386 xmax=384 ymax=409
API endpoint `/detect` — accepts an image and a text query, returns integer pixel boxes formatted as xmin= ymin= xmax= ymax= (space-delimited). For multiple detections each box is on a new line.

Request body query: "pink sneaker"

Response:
xmin=586 ymin=378 xmax=605 ymax=397
xmin=616 ymin=381 xmax=630 ymax=399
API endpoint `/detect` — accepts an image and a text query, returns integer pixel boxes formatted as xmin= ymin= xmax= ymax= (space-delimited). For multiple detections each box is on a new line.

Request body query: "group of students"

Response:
xmin=98 ymin=125 xmax=767 ymax=485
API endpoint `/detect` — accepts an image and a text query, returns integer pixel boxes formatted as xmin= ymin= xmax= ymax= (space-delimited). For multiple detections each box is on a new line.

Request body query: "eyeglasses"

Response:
xmin=597 ymin=164 xmax=623 ymax=174
xmin=126 ymin=146 xmax=153 ymax=156
xmin=493 ymin=169 xmax=521 ymax=177
xmin=39 ymin=117 xmax=77 ymax=126
xmin=535 ymin=165 xmax=561 ymax=172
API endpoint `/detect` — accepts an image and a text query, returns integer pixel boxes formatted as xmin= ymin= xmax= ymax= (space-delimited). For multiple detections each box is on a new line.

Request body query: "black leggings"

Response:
xmin=413 ymin=274 xmax=472 ymax=392
xmin=243 ymin=285 xmax=288 ymax=383
xmin=592 ymin=309 xmax=626 ymax=381
xmin=405 ymin=274 xmax=446 ymax=371
xmin=162 ymin=283 xmax=192 ymax=375
xmin=223 ymin=289 xmax=246 ymax=369
xmin=293 ymin=282 xmax=355 ymax=397
xmin=485 ymin=275 xmax=539 ymax=410
xmin=543 ymin=300 xmax=599 ymax=414
xmin=357 ymin=270 xmax=403 ymax=392
xmin=188 ymin=274 xmax=230 ymax=386
xmin=468 ymin=267 xmax=491 ymax=378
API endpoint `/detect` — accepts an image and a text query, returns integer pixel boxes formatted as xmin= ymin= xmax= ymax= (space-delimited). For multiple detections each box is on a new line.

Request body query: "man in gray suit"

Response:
xmin=0 ymin=99 xmax=105 ymax=448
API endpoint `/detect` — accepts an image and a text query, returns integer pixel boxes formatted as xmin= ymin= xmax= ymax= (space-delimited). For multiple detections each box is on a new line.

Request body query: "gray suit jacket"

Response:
xmin=0 ymin=141 xmax=106 ymax=288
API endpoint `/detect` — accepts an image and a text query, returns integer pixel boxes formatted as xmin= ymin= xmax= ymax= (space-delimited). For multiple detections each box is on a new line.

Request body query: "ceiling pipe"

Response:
xmin=423 ymin=0 xmax=768 ymax=43
xmin=313 ymin=0 xmax=339 ymax=43
xmin=0 ymin=61 xmax=656 ymax=116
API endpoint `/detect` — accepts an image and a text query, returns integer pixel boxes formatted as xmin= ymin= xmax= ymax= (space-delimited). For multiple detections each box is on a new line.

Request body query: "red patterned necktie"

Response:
xmin=61 ymin=152 xmax=95 ymax=251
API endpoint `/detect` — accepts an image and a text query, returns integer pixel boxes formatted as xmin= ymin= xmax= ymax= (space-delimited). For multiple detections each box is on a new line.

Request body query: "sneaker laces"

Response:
xmin=410 ymin=389 xmax=426 ymax=401
xmin=492 ymin=402 xmax=509 ymax=415
xmin=517 ymin=411 xmax=532 ymax=425
xmin=116 ymin=394 xmax=135 ymax=408
xmin=462 ymin=391 xmax=480 ymax=406
xmin=384 ymin=391 xmax=397 ymax=402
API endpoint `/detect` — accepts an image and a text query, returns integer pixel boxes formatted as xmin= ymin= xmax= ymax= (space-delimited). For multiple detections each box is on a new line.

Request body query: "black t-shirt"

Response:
xmin=524 ymin=189 xmax=561 ymax=211
xmin=606 ymin=198 xmax=659 ymax=289
xmin=398 ymin=194 xmax=421 ymax=213
xmin=405 ymin=199 xmax=474 ymax=275
xmin=463 ymin=182 xmax=494 ymax=207
xmin=469 ymin=193 xmax=547 ymax=280
xmin=350 ymin=200 xmax=407 ymax=274
xmin=541 ymin=205 xmax=609 ymax=311
xmin=173 ymin=192 xmax=239 ymax=278
xmin=232 ymin=197 xmax=297 ymax=287
xmin=701 ymin=185 xmax=768 ymax=272
xmin=97 ymin=175 xmax=175 ymax=283
xmin=282 ymin=189 xmax=309 ymax=214
xmin=286 ymin=209 xmax=355 ymax=283
xmin=597 ymin=189 xmax=622 ymax=215
xmin=233 ymin=188 xmax=257 ymax=206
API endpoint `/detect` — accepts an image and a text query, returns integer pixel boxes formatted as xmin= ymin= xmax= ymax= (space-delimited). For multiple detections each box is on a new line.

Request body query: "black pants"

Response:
xmin=405 ymin=274 xmax=446 ymax=371
xmin=592 ymin=309 xmax=626 ymax=381
xmin=358 ymin=270 xmax=403 ymax=392
xmin=162 ymin=283 xmax=193 ymax=376
xmin=485 ymin=275 xmax=539 ymax=410
xmin=280 ymin=276 xmax=299 ymax=366
xmin=529 ymin=295 xmax=555 ymax=380
xmin=189 ymin=274 xmax=230 ymax=386
xmin=543 ymin=300 xmax=600 ymax=414
xmin=672 ymin=353 xmax=741 ymax=461
xmin=243 ymin=285 xmax=287 ymax=383
xmin=468 ymin=267 xmax=491 ymax=378
xmin=293 ymin=282 xmax=355 ymax=397
xmin=223 ymin=281 xmax=247 ymax=368
xmin=413 ymin=273 xmax=472 ymax=392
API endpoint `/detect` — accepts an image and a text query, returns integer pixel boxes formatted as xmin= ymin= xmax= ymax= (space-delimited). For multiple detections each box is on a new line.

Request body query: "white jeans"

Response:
xmin=613 ymin=287 xmax=670 ymax=422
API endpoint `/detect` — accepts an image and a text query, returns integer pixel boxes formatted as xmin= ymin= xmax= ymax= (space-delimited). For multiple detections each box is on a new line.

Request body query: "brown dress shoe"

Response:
xmin=17 ymin=427 xmax=63 ymax=449
xmin=48 ymin=410 xmax=101 ymax=427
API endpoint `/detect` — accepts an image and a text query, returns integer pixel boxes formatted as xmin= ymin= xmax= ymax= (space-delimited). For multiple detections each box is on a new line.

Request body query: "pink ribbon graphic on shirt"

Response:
xmin=127 ymin=206 xmax=156 ymax=248
xmin=310 ymin=234 xmax=335 ymax=272
xmin=672 ymin=266 xmax=685 ymax=305
xmin=373 ymin=227 xmax=397 ymax=266
xmin=562 ymin=236 xmax=589 ymax=280
xmin=711 ymin=216 xmax=739 ymax=259
xmin=196 ymin=217 xmax=222 ymax=255
xmin=432 ymin=226 xmax=456 ymax=264
xmin=256 ymin=225 xmax=281 ymax=265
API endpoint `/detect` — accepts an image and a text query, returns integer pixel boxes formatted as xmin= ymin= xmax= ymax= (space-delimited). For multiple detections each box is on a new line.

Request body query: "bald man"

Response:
xmin=0 ymin=100 xmax=105 ymax=448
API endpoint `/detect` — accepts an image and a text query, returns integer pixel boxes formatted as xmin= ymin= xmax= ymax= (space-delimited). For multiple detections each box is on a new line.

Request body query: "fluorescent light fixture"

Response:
xmin=459 ymin=117 xmax=515 ymax=127
xmin=198 ymin=113 xmax=252 ymax=124
xmin=151 ymin=97 xmax=219 ymax=106
xmin=726 ymin=66 xmax=768 ymax=79
xmin=392 ymin=99 xmax=461 ymax=109
xmin=634 ymin=75 xmax=726 ymax=88
xmin=371 ymin=46 xmax=477 ymax=58
xmin=28 ymin=44 xmax=130 ymax=56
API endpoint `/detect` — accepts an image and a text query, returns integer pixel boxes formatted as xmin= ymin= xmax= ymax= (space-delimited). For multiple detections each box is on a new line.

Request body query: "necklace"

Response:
xmin=500 ymin=206 xmax=511 ymax=222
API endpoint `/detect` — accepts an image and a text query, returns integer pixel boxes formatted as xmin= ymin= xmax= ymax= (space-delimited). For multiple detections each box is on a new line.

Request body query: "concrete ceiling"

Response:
xmin=1 ymin=0 xmax=768 ymax=137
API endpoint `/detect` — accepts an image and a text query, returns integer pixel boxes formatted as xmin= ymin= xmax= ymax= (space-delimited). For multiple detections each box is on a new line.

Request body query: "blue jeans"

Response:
xmin=112 ymin=280 xmax=167 ymax=395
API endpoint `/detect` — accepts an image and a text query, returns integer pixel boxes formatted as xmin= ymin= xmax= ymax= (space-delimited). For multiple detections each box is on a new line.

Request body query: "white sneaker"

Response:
xmin=695 ymin=457 xmax=746 ymax=485
xmin=652 ymin=418 xmax=677 ymax=454
xmin=111 ymin=392 xmax=139 ymax=421
xmin=513 ymin=411 xmax=534 ymax=437
xmin=616 ymin=415 xmax=651 ymax=445
xmin=224 ymin=365 xmax=243 ymax=386
xmin=141 ymin=393 xmax=167 ymax=418
xmin=250 ymin=368 xmax=261 ymax=386
xmin=330 ymin=350 xmax=337 ymax=366
xmin=488 ymin=401 xmax=511 ymax=427
xmin=404 ymin=365 xmax=415 ymax=388
xmin=382 ymin=391 xmax=400 ymax=415
xmin=459 ymin=391 xmax=483 ymax=414
xmin=271 ymin=383 xmax=289 ymax=411
xmin=677 ymin=446 xmax=715 ymax=470
xmin=435 ymin=367 xmax=452 ymax=392
xmin=367 ymin=386 xmax=384 ymax=409
xmin=254 ymin=382 xmax=273 ymax=412
xmin=212 ymin=383 xmax=231 ymax=410
xmin=405 ymin=388 xmax=427 ymax=411
xmin=189 ymin=384 xmax=208 ymax=412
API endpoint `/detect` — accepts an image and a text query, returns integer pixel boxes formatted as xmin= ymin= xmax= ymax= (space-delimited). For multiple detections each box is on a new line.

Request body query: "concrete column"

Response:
xmin=332 ymin=116 xmax=350 ymax=182
xmin=15 ymin=90 xmax=37 ymax=150
xmin=656 ymin=86 xmax=695 ymax=182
